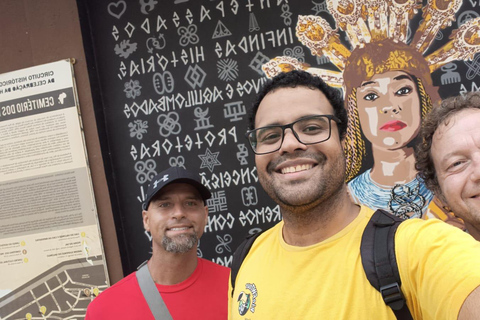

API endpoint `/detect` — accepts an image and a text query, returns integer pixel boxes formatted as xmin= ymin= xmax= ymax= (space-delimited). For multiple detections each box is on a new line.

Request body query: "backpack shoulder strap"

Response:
xmin=230 ymin=231 xmax=264 ymax=297
xmin=361 ymin=209 xmax=413 ymax=320
xmin=136 ymin=261 xmax=173 ymax=320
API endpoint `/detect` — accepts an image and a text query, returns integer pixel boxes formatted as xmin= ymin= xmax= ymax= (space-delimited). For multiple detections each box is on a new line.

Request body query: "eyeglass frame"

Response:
xmin=245 ymin=114 xmax=342 ymax=155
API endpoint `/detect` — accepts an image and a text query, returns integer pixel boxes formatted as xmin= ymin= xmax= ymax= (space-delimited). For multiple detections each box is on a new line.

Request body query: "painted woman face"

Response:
xmin=356 ymin=70 xmax=422 ymax=150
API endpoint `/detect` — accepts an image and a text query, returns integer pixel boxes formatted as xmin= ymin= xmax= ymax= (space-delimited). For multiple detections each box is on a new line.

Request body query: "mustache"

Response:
xmin=266 ymin=150 xmax=327 ymax=172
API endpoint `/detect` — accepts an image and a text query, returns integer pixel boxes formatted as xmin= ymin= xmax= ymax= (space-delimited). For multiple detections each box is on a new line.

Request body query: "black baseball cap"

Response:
xmin=143 ymin=167 xmax=211 ymax=210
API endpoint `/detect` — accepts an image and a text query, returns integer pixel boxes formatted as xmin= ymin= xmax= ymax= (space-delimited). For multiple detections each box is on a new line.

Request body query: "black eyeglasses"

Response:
xmin=245 ymin=115 xmax=341 ymax=155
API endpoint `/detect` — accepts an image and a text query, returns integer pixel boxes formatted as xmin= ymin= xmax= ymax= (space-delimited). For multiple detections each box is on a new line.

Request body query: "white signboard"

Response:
xmin=0 ymin=59 xmax=109 ymax=319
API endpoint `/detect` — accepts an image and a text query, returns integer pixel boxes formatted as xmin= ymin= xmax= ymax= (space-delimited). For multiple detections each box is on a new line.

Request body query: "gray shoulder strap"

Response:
xmin=136 ymin=262 xmax=173 ymax=320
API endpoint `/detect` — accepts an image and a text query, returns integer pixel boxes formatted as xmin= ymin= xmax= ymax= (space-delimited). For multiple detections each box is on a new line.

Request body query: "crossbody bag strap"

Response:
xmin=136 ymin=261 xmax=173 ymax=320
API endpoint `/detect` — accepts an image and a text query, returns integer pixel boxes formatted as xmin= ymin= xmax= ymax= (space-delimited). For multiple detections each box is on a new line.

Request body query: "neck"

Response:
xmin=465 ymin=221 xmax=480 ymax=242
xmin=147 ymin=248 xmax=198 ymax=285
xmin=369 ymin=145 xmax=416 ymax=186
xmin=280 ymin=186 xmax=360 ymax=246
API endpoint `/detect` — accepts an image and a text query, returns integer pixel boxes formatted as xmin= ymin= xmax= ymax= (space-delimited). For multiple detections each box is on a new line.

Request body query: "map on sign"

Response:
xmin=0 ymin=257 xmax=107 ymax=320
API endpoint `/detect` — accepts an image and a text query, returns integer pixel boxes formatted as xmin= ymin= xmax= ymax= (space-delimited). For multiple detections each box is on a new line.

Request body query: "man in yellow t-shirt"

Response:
xmin=416 ymin=92 xmax=480 ymax=242
xmin=231 ymin=70 xmax=480 ymax=319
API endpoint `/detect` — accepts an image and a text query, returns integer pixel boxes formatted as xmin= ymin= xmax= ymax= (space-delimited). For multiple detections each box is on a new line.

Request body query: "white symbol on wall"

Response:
xmin=107 ymin=1 xmax=126 ymax=19
xmin=283 ymin=46 xmax=305 ymax=62
xmin=114 ymin=40 xmax=137 ymax=59
xmin=197 ymin=239 xmax=203 ymax=258
xmin=199 ymin=148 xmax=221 ymax=172
xmin=281 ymin=3 xmax=293 ymax=26
xmin=207 ymin=190 xmax=228 ymax=213
xmin=124 ymin=79 xmax=142 ymax=99
xmin=135 ymin=159 xmax=157 ymax=184
xmin=316 ymin=55 xmax=330 ymax=65
xmin=249 ymin=12 xmax=260 ymax=32
xmin=440 ymin=63 xmax=461 ymax=85
xmin=236 ymin=144 xmax=249 ymax=165
xmin=215 ymin=234 xmax=232 ymax=254
xmin=157 ymin=112 xmax=181 ymax=137
xmin=169 ymin=156 xmax=186 ymax=169
xmin=242 ymin=186 xmax=258 ymax=206
xmin=184 ymin=65 xmax=207 ymax=89
xmin=212 ymin=20 xmax=232 ymax=39
xmin=194 ymin=107 xmax=214 ymax=130
xmin=311 ymin=1 xmax=328 ymax=15
xmin=458 ymin=10 xmax=480 ymax=27
xmin=249 ymin=51 xmax=270 ymax=75
xmin=178 ymin=24 xmax=200 ymax=46
xmin=129 ymin=120 xmax=148 ymax=140
xmin=146 ymin=34 xmax=166 ymax=53
xmin=465 ymin=53 xmax=480 ymax=81
xmin=217 ymin=58 xmax=239 ymax=82
xmin=153 ymin=71 xmax=174 ymax=95
xmin=224 ymin=101 xmax=246 ymax=122
xmin=140 ymin=0 xmax=158 ymax=15
xmin=124 ymin=22 xmax=135 ymax=38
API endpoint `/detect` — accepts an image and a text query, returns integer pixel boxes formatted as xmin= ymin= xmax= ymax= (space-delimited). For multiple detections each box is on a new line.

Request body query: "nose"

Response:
xmin=471 ymin=154 xmax=480 ymax=182
xmin=278 ymin=128 xmax=307 ymax=155
xmin=171 ymin=205 xmax=187 ymax=220
xmin=380 ymin=105 xmax=402 ymax=115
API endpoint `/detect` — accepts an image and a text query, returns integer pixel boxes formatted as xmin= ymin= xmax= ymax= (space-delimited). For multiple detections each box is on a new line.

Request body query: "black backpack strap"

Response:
xmin=361 ymin=209 xmax=413 ymax=320
xmin=230 ymin=231 xmax=264 ymax=297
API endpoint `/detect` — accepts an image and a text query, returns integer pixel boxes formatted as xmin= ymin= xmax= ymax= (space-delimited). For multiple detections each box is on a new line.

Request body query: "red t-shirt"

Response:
xmin=85 ymin=258 xmax=230 ymax=319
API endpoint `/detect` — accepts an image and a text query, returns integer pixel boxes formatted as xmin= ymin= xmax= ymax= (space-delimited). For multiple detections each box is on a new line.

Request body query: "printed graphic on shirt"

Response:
xmin=237 ymin=283 xmax=257 ymax=316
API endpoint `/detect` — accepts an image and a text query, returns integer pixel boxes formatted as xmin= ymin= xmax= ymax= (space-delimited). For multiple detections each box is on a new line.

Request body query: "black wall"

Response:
xmin=78 ymin=0 xmax=480 ymax=275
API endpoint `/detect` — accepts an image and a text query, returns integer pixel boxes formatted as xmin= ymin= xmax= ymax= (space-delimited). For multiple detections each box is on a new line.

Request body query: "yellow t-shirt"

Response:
xmin=229 ymin=206 xmax=480 ymax=319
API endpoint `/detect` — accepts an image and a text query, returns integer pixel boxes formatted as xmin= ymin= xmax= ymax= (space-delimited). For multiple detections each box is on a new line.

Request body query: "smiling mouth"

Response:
xmin=169 ymin=227 xmax=190 ymax=231
xmin=380 ymin=120 xmax=407 ymax=132
xmin=280 ymin=164 xmax=314 ymax=174
xmin=167 ymin=227 xmax=193 ymax=234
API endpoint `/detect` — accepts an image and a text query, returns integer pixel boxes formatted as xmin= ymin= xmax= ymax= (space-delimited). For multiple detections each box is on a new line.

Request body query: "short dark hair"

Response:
xmin=248 ymin=70 xmax=348 ymax=140
xmin=415 ymin=91 xmax=480 ymax=193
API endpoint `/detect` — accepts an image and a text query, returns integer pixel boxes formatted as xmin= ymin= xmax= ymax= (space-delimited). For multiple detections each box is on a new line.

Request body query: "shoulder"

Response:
xmin=87 ymin=272 xmax=139 ymax=310
xmin=396 ymin=217 xmax=473 ymax=243
xmin=196 ymin=258 xmax=230 ymax=292
xmin=98 ymin=272 xmax=138 ymax=295
xmin=395 ymin=217 xmax=480 ymax=264
xmin=199 ymin=257 xmax=230 ymax=275
xmin=394 ymin=218 xmax=480 ymax=318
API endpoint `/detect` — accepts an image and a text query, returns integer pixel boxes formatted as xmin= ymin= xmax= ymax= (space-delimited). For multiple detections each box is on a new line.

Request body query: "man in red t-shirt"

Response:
xmin=86 ymin=167 xmax=230 ymax=319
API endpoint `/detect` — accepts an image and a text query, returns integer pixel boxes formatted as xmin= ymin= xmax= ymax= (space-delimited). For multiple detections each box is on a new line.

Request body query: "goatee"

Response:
xmin=162 ymin=233 xmax=198 ymax=253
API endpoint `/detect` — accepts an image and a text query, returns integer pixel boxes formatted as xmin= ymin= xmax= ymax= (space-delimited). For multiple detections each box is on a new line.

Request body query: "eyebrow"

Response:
xmin=360 ymin=74 xmax=413 ymax=87
xmin=360 ymin=80 xmax=375 ymax=87
xmin=437 ymin=151 xmax=461 ymax=169
xmin=393 ymin=74 xmax=413 ymax=81
xmin=257 ymin=114 xmax=327 ymax=128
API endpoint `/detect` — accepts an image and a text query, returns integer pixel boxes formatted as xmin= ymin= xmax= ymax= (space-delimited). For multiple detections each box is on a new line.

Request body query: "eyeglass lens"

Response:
xmin=249 ymin=116 xmax=333 ymax=154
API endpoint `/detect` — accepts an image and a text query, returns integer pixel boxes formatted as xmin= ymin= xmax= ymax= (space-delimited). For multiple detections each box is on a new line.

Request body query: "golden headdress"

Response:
xmin=262 ymin=0 xmax=480 ymax=180
xmin=263 ymin=0 xmax=480 ymax=86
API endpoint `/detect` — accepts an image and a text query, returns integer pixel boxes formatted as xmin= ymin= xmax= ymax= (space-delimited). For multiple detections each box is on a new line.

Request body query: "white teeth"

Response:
xmin=170 ymin=227 xmax=188 ymax=231
xmin=281 ymin=164 xmax=313 ymax=174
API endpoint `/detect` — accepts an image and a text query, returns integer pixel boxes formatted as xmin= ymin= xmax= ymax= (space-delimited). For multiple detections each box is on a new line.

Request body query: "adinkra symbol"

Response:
xmin=107 ymin=1 xmax=126 ymax=20
xmin=140 ymin=0 xmax=158 ymax=15
xmin=146 ymin=34 xmax=166 ymax=53
xmin=114 ymin=40 xmax=137 ymax=59
xmin=212 ymin=20 xmax=232 ymax=39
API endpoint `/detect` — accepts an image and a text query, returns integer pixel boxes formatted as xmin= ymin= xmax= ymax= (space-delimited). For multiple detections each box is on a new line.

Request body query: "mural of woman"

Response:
xmin=342 ymin=39 xmax=439 ymax=218
xmin=262 ymin=0 xmax=480 ymax=224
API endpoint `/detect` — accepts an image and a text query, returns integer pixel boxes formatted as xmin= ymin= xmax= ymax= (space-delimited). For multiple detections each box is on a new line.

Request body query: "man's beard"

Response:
xmin=162 ymin=233 xmax=198 ymax=253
